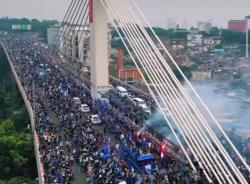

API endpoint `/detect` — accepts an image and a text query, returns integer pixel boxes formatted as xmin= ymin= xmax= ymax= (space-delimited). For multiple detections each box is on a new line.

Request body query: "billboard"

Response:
xmin=12 ymin=24 xmax=32 ymax=31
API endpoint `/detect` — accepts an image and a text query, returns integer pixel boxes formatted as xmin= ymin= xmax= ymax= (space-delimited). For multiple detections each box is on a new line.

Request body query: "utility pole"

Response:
xmin=246 ymin=21 xmax=248 ymax=58
xmin=246 ymin=17 xmax=250 ymax=58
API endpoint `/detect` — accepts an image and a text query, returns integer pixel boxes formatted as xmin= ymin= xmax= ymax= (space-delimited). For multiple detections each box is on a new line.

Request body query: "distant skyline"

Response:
xmin=0 ymin=0 xmax=249 ymax=28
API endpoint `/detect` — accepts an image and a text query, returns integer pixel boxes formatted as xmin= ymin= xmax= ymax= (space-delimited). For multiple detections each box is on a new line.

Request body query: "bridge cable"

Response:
xmin=55 ymin=0 xmax=78 ymax=46
xmin=62 ymin=0 xmax=89 ymax=63
xmin=54 ymin=0 xmax=75 ymax=46
xmin=111 ymin=1 xmax=248 ymax=183
xmin=99 ymin=0 xmax=198 ymax=176
xmin=61 ymin=0 xmax=85 ymax=54
xmin=58 ymin=0 xmax=82 ymax=52
xmin=112 ymin=1 xmax=238 ymax=183
xmin=101 ymin=0 xmax=248 ymax=183
xmin=105 ymin=1 xmax=225 ymax=182
xmin=116 ymin=1 xmax=242 ymax=183
xmin=127 ymin=0 xmax=249 ymax=182
xmin=130 ymin=0 xmax=250 ymax=175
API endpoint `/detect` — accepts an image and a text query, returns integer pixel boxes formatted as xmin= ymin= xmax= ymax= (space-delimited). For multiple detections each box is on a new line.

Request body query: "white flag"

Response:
xmin=160 ymin=151 xmax=164 ymax=159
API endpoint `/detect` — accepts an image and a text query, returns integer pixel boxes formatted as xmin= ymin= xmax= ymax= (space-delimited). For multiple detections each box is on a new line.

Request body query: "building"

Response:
xmin=197 ymin=21 xmax=212 ymax=33
xmin=203 ymin=36 xmax=221 ymax=52
xmin=228 ymin=20 xmax=247 ymax=32
xmin=60 ymin=26 xmax=90 ymax=65
xmin=47 ymin=26 xmax=59 ymax=46
xmin=203 ymin=36 xmax=221 ymax=46
xmin=117 ymin=49 xmax=143 ymax=83
xmin=166 ymin=18 xmax=177 ymax=29
xmin=150 ymin=36 xmax=169 ymax=52
xmin=171 ymin=38 xmax=186 ymax=50
xmin=187 ymin=29 xmax=203 ymax=50
xmin=60 ymin=24 xmax=113 ymax=66
xmin=191 ymin=71 xmax=212 ymax=80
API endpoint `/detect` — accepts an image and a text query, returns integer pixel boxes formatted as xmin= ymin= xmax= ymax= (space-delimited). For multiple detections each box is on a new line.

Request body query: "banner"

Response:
xmin=12 ymin=24 xmax=32 ymax=31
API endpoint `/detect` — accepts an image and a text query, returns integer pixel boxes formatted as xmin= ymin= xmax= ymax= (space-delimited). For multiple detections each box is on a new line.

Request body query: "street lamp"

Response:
xmin=246 ymin=16 xmax=250 ymax=58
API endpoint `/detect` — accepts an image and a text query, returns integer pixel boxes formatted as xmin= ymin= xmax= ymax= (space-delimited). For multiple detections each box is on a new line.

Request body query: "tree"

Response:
xmin=199 ymin=31 xmax=209 ymax=37
xmin=7 ymin=177 xmax=37 ymax=184
xmin=0 ymin=120 xmax=15 ymax=136
xmin=221 ymin=29 xmax=248 ymax=44
xmin=209 ymin=26 xmax=220 ymax=36
xmin=0 ymin=17 xmax=58 ymax=38
xmin=173 ymin=66 xmax=192 ymax=81
xmin=0 ymin=47 xmax=36 ymax=181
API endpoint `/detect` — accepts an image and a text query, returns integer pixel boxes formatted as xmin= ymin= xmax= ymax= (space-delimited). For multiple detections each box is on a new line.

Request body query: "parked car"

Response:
xmin=80 ymin=104 xmax=90 ymax=113
xmin=115 ymin=86 xmax=129 ymax=97
xmin=89 ymin=115 xmax=102 ymax=124
xmin=82 ymin=67 xmax=89 ymax=73
xmin=132 ymin=97 xmax=151 ymax=114
xmin=140 ymin=105 xmax=151 ymax=114
xmin=73 ymin=97 xmax=81 ymax=105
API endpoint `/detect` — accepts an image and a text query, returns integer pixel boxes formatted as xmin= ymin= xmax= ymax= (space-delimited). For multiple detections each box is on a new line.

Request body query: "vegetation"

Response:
xmin=0 ymin=47 xmax=37 ymax=183
xmin=221 ymin=29 xmax=249 ymax=44
xmin=173 ymin=66 xmax=193 ymax=81
xmin=0 ymin=17 xmax=58 ymax=38
xmin=145 ymin=27 xmax=188 ymax=39
xmin=112 ymin=26 xmax=249 ymax=47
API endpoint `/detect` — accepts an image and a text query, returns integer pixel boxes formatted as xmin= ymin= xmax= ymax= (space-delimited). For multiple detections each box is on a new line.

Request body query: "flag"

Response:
xmin=160 ymin=151 xmax=164 ymax=159
xmin=103 ymin=143 xmax=110 ymax=155
xmin=59 ymin=83 xmax=69 ymax=96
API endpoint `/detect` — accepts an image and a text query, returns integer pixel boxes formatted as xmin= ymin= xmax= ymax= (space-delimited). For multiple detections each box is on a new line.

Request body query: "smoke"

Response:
xmin=142 ymin=109 xmax=177 ymax=143
xmin=184 ymin=81 xmax=250 ymax=137
xmin=142 ymin=81 xmax=250 ymax=144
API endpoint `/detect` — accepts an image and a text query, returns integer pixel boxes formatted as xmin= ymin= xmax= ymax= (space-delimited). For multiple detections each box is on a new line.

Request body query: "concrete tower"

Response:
xmin=89 ymin=0 xmax=110 ymax=98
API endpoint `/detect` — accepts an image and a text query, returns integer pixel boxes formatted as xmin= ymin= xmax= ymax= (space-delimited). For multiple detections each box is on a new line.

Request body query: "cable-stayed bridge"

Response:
xmin=55 ymin=0 xmax=250 ymax=183
xmin=1 ymin=0 xmax=250 ymax=184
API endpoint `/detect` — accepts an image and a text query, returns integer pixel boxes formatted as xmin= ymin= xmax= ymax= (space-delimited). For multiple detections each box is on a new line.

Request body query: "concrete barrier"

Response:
xmin=1 ymin=43 xmax=45 ymax=184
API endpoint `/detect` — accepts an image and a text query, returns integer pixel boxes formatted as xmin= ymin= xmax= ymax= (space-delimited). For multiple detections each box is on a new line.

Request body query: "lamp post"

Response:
xmin=246 ymin=21 xmax=248 ymax=58
xmin=246 ymin=17 xmax=250 ymax=58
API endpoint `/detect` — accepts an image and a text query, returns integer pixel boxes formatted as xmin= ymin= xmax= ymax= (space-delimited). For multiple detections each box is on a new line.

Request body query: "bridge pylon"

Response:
xmin=89 ymin=0 xmax=110 ymax=98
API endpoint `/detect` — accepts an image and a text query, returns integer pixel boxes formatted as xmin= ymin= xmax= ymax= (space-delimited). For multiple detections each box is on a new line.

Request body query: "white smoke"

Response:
xmin=142 ymin=81 xmax=250 ymax=144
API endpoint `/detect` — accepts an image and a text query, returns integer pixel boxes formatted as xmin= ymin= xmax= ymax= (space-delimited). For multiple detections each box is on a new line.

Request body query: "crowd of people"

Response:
xmin=1 ymin=33 xmax=249 ymax=184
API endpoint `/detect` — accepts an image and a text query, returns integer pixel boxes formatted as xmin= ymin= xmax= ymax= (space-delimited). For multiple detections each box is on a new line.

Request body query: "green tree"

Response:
xmin=0 ymin=17 xmax=58 ymax=38
xmin=173 ymin=66 xmax=192 ymax=81
xmin=0 ymin=120 xmax=15 ymax=136
xmin=7 ymin=177 xmax=37 ymax=184
xmin=209 ymin=26 xmax=220 ymax=36
xmin=221 ymin=29 xmax=248 ymax=44
xmin=0 ymin=47 xmax=37 ymax=181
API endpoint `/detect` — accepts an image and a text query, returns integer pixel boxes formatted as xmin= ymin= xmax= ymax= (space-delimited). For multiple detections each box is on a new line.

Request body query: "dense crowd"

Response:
xmin=1 ymin=33 xmax=249 ymax=183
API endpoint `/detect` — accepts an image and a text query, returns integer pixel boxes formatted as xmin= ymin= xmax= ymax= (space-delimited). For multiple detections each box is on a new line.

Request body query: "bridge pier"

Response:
xmin=89 ymin=0 xmax=110 ymax=98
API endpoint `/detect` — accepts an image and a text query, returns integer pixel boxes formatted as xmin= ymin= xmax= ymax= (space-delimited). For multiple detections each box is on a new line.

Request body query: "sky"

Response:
xmin=0 ymin=0 xmax=249 ymax=28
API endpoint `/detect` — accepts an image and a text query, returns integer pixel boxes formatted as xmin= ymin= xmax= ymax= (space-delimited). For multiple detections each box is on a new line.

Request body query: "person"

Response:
xmin=3 ymin=33 xmax=246 ymax=184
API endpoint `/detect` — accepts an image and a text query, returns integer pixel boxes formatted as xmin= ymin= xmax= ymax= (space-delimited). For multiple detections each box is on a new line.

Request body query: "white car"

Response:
xmin=115 ymin=86 xmax=129 ymax=97
xmin=80 ymin=104 xmax=90 ymax=113
xmin=82 ymin=67 xmax=89 ymax=73
xmin=73 ymin=97 xmax=81 ymax=105
xmin=141 ymin=106 xmax=151 ymax=114
xmin=89 ymin=115 xmax=101 ymax=124
xmin=133 ymin=98 xmax=151 ymax=114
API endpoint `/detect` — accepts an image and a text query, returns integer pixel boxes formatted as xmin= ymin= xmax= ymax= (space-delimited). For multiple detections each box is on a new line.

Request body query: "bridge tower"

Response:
xmin=89 ymin=0 xmax=110 ymax=98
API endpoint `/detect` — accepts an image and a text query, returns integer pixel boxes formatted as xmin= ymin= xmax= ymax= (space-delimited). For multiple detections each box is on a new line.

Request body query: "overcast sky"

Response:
xmin=0 ymin=0 xmax=249 ymax=28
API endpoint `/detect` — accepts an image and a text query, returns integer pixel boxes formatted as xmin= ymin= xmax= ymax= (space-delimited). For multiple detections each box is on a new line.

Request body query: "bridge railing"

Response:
xmin=1 ymin=43 xmax=45 ymax=184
